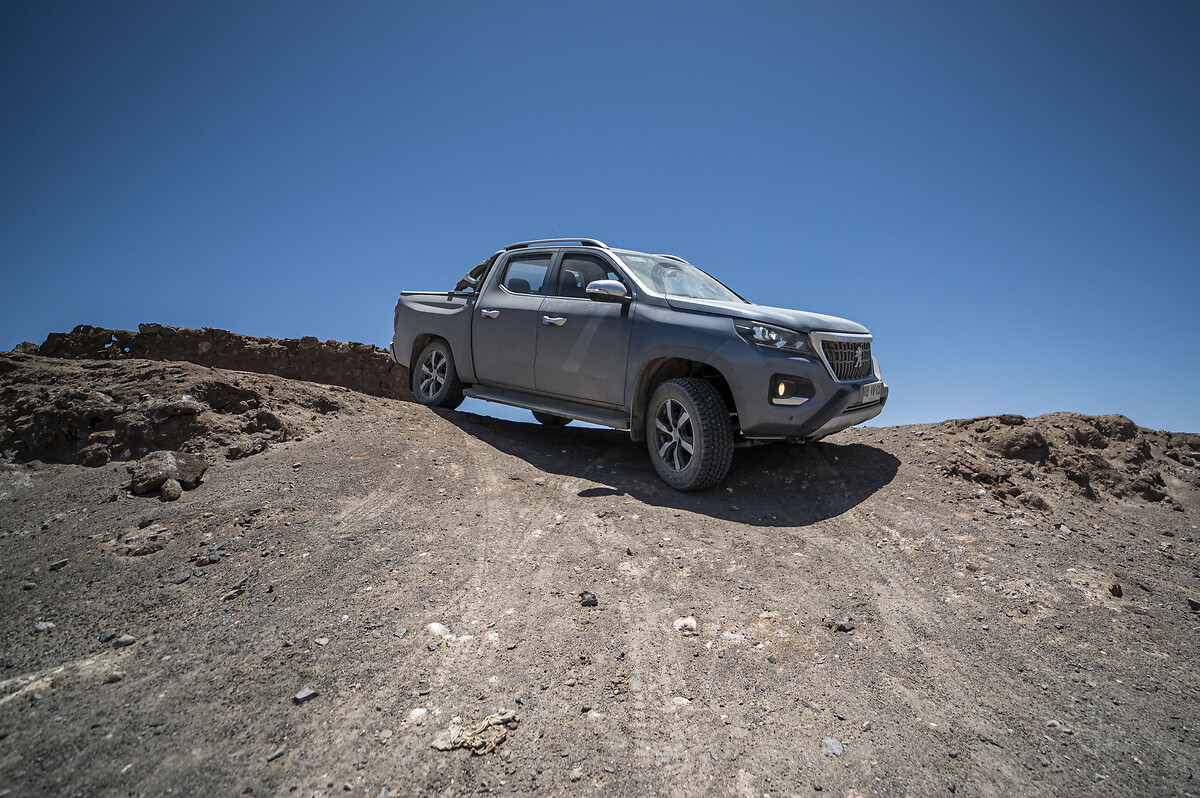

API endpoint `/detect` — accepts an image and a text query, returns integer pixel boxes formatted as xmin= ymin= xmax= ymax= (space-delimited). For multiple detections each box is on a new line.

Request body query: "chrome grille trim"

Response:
xmin=810 ymin=331 xmax=874 ymax=382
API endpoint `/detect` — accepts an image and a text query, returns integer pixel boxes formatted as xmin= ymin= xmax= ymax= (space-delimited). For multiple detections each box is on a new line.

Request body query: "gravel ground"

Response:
xmin=1 ymin=354 xmax=1197 ymax=797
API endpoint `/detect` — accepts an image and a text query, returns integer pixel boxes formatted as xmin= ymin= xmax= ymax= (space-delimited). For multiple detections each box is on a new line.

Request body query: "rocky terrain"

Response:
xmin=0 ymin=346 xmax=1197 ymax=797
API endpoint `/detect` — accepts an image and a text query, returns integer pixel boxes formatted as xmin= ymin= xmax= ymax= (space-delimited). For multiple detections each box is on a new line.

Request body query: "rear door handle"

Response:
xmin=480 ymin=309 xmax=500 ymax=318
xmin=542 ymin=316 xmax=566 ymax=326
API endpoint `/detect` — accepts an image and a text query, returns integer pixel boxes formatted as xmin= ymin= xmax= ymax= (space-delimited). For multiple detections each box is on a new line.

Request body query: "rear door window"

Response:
xmin=501 ymin=253 xmax=553 ymax=294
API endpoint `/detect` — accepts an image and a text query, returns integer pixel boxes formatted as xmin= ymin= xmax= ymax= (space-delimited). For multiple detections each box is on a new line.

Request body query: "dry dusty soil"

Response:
xmin=1 ymin=352 xmax=1198 ymax=797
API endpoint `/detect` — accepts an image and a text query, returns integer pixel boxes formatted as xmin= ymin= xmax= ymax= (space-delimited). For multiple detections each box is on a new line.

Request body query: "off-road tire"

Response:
xmin=532 ymin=411 xmax=570 ymax=427
xmin=412 ymin=340 xmax=465 ymax=409
xmin=645 ymin=378 xmax=734 ymax=491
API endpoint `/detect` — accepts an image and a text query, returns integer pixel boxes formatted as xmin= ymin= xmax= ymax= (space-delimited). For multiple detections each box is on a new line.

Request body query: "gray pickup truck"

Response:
xmin=391 ymin=238 xmax=887 ymax=490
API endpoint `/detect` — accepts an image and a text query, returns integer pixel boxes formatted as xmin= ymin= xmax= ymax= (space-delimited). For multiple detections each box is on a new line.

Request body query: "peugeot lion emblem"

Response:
xmin=854 ymin=345 xmax=864 ymax=367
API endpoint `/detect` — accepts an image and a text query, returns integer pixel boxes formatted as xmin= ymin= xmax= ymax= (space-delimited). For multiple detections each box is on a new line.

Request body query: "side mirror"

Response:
xmin=585 ymin=280 xmax=630 ymax=303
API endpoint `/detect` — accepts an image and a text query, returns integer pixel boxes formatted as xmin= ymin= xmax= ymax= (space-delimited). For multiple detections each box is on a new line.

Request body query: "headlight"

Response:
xmin=734 ymin=322 xmax=812 ymax=355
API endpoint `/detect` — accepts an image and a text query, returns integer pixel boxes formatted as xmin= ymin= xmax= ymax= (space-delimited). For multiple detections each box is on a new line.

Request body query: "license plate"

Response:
xmin=859 ymin=381 xmax=882 ymax=404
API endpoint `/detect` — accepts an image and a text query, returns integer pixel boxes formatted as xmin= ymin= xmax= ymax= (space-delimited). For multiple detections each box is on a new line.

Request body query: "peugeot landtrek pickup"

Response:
xmin=391 ymin=238 xmax=887 ymax=490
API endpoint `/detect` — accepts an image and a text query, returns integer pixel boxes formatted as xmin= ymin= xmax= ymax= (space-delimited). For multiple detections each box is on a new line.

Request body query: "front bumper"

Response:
xmin=708 ymin=335 xmax=888 ymax=440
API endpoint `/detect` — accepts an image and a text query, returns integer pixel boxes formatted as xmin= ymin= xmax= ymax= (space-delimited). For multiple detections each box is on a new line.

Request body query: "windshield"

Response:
xmin=614 ymin=252 xmax=746 ymax=303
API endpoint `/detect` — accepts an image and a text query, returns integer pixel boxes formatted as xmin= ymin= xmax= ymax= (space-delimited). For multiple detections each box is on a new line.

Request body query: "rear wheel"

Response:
xmin=532 ymin=411 xmax=570 ymax=427
xmin=412 ymin=340 xmax=465 ymax=409
xmin=645 ymin=378 xmax=733 ymax=491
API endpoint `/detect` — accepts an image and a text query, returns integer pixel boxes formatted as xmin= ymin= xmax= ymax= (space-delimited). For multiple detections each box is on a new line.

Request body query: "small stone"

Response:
xmin=22 ymin=582 xmax=36 ymax=591
xmin=104 ymin=671 xmax=125 ymax=684
xmin=1187 ymin=598 xmax=1200 ymax=612
xmin=35 ymin=621 xmax=56 ymax=632
xmin=394 ymin=627 xmax=408 ymax=638
xmin=427 ymin=643 xmax=438 ymax=651
xmin=293 ymin=687 xmax=319 ymax=704
xmin=315 ymin=638 xmax=330 ymax=646
xmin=569 ymin=767 xmax=583 ymax=782
xmin=408 ymin=707 xmax=428 ymax=725
xmin=579 ymin=591 xmax=598 ymax=607
xmin=626 ymin=547 xmax=634 ymax=556
xmin=99 ymin=630 xmax=117 ymax=643
xmin=672 ymin=616 xmax=697 ymax=634
xmin=947 ymin=776 xmax=956 ymax=792
xmin=377 ymin=790 xmax=389 ymax=798
xmin=372 ymin=631 xmax=381 ymax=639
xmin=821 ymin=737 xmax=843 ymax=757
xmin=169 ymin=572 xmax=191 ymax=584
xmin=267 ymin=745 xmax=286 ymax=762
xmin=49 ymin=559 xmax=68 ymax=572
xmin=581 ymin=705 xmax=592 ymax=713
xmin=1109 ymin=583 xmax=1122 ymax=598
xmin=672 ymin=696 xmax=691 ymax=706
xmin=766 ymin=655 xmax=777 ymax=664
xmin=114 ymin=634 xmax=136 ymax=647
xmin=802 ymin=700 xmax=824 ymax=713
xmin=160 ymin=479 xmax=182 ymax=502
xmin=835 ymin=621 xmax=856 ymax=633
xmin=565 ymin=678 xmax=577 ymax=687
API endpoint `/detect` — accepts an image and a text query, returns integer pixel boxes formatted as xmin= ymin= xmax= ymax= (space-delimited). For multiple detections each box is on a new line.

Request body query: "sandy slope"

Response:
xmin=1 ymin=354 xmax=1197 ymax=797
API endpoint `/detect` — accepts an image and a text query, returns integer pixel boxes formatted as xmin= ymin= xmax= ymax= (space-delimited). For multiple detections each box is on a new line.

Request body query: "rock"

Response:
xmin=377 ymin=790 xmax=389 ymax=798
xmin=169 ymin=572 xmax=191 ymax=584
xmin=802 ymin=700 xmax=824 ymax=713
xmin=293 ymin=687 xmax=319 ymax=704
xmin=129 ymin=451 xmax=208 ymax=494
xmin=581 ymin=705 xmax=592 ymax=714
xmin=408 ymin=708 xmax=428 ymax=725
xmin=427 ymin=643 xmax=438 ymax=651
xmin=427 ymin=622 xmax=450 ymax=637
xmin=947 ymin=776 xmax=956 ymax=792
xmin=22 ymin=582 xmax=35 ymax=591
xmin=1109 ymin=583 xmax=1122 ymax=598
xmin=315 ymin=638 xmax=330 ymax=646
xmin=672 ymin=696 xmax=691 ymax=706
xmin=1187 ymin=598 xmax=1200 ymax=612
xmin=35 ymin=621 xmax=56 ymax=632
xmin=267 ymin=745 xmax=286 ymax=762
xmin=114 ymin=634 xmax=136 ymax=647
xmin=49 ymin=559 xmax=68 ymax=571
xmin=394 ymin=627 xmax=407 ymax=639
xmin=821 ymin=737 xmax=843 ymax=757
xmin=160 ymin=479 xmax=183 ymax=502
xmin=104 ymin=671 xmax=125 ymax=684
xmin=836 ymin=621 xmax=856 ymax=633
xmin=569 ymin=767 xmax=583 ymax=782
xmin=99 ymin=630 xmax=117 ymax=643
xmin=579 ymin=591 xmax=598 ymax=607
xmin=672 ymin=616 xmax=698 ymax=634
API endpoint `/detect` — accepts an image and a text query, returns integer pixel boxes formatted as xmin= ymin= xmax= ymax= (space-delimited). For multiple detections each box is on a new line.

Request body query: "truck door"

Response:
xmin=534 ymin=253 xmax=633 ymax=406
xmin=470 ymin=251 xmax=554 ymax=391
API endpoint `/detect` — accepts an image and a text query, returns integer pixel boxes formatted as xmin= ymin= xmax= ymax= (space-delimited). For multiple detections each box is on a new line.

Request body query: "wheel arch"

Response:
xmin=631 ymin=357 xmax=738 ymax=441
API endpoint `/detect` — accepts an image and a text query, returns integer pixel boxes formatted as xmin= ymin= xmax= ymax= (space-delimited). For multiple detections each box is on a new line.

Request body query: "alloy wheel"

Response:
xmin=653 ymin=398 xmax=694 ymax=471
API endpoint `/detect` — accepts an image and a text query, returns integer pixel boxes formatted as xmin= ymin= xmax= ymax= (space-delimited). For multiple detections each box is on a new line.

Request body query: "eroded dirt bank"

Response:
xmin=1 ymin=353 xmax=1197 ymax=797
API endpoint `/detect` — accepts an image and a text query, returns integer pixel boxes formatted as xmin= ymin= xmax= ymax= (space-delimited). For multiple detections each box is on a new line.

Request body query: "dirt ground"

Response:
xmin=1 ymin=353 xmax=1198 ymax=797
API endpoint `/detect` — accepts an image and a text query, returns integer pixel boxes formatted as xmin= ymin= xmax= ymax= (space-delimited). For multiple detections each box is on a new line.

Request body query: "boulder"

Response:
xmin=129 ymin=451 xmax=208 ymax=494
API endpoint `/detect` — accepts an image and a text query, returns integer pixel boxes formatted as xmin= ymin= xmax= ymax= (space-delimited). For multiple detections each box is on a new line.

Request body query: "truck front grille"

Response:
xmin=820 ymin=339 xmax=873 ymax=381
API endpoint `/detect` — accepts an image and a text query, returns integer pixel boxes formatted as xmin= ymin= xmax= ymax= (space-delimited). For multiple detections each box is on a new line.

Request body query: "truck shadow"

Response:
xmin=438 ymin=410 xmax=899 ymax=527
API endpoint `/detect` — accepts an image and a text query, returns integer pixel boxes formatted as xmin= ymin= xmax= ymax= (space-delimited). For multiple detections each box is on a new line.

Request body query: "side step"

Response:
xmin=464 ymin=386 xmax=631 ymax=431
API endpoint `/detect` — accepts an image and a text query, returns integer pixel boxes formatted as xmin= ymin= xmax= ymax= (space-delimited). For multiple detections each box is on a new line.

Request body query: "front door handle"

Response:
xmin=480 ymin=309 xmax=500 ymax=318
xmin=542 ymin=316 xmax=566 ymax=326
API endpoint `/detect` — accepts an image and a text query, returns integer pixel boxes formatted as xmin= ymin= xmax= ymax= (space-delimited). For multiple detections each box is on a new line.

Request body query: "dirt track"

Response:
xmin=1 ymin=354 xmax=1198 ymax=797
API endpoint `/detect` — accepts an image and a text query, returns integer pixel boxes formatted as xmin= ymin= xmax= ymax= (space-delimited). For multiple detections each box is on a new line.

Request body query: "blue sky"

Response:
xmin=3 ymin=1 xmax=1198 ymax=431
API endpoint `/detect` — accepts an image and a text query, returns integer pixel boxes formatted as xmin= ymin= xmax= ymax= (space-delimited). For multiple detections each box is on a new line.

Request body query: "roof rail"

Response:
xmin=504 ymin=238 xmax=608 ymax=251
xmin=654 ymin=253 xmax=691 ymax=265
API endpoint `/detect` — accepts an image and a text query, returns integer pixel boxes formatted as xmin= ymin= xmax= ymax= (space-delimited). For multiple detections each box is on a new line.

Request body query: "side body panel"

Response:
xmin=392 ymin=293 xmax=478 ymax=383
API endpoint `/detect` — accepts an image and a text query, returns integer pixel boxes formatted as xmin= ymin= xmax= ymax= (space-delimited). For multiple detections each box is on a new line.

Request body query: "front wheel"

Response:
xmin=645 ymin=378 xmax=734 ymax=491
xmin=412 ymin=340 xmax=465 ymax=409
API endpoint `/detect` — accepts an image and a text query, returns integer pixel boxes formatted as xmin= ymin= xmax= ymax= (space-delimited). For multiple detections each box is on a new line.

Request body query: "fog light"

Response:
xmin=771 ymin=376 xmax=815 ymax=407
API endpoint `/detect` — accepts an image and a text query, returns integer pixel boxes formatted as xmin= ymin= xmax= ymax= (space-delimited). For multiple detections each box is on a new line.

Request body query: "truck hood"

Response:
xmin=664 ymin=297 xmax=870 ymax=335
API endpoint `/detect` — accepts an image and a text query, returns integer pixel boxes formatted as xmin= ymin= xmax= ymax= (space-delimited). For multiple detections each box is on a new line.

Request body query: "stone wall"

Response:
xmin=36 ymin=324 xmax=412 ymax=401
